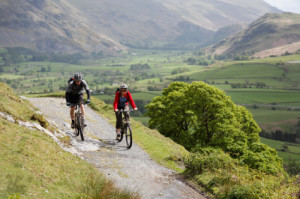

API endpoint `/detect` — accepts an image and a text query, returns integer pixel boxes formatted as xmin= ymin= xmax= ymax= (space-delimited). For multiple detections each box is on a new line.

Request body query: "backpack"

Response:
xmin=68 ymin=77 xmax=74 ymax=84
xmin=68 ymin=77 xmax=84 ymax=84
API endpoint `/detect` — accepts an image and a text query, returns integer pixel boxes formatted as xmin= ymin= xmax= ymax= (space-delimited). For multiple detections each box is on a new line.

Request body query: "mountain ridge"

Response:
xmin=206 ymin=12 xmax=300 ymax=57
xmin=0 ymin=0 xmax=280 ymax=54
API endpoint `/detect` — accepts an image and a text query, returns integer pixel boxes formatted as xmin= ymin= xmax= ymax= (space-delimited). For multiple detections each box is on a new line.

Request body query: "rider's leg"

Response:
xmin=116 ymin=111 xmax=122 ymax=133
xmin=115 ymin=111 xmax=122 ymax=138
xmin=124 ymin=105 xmax=130 ymax=121
xmin=70 ymin=106 xmax=75 ymax=120
xmin=80 ymin=104 xmax=85 ymax=118
xmin=70 ymin=106 xmax=75 ymax=128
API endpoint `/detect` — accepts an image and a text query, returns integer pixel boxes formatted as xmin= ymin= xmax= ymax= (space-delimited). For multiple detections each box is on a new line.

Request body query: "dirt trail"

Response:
xmin=28 ymin=97 xmax=205 ymax=199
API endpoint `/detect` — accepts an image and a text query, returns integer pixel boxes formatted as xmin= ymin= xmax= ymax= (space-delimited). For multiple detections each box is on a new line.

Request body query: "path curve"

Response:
xmin=28 ymin=97 xmax=205 ymax=199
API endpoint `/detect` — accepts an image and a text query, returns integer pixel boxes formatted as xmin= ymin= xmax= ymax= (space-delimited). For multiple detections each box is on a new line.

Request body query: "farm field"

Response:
xmin=260 ymin=137 xmax=300 ymax=162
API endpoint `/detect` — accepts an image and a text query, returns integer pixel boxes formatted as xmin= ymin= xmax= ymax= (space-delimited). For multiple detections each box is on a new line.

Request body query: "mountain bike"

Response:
xmin=70 ymin=103 xmax=87 ymax=141
xmin=117 ymin=109 xmax=133 ymax=149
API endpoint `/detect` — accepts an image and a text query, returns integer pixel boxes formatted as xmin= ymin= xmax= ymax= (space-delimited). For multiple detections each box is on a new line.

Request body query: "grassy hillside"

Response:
xmin=160 ymin=0 xmax=279 ymax=31
xmin=0 ymin=82 xmax=138 ymax=198
xmin=207 ymin=12 xmax=300 ymax=57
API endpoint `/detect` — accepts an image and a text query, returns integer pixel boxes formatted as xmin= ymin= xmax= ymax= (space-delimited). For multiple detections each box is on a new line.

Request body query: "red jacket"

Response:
xmin=113 ymin=91 xmax=137 ymax=109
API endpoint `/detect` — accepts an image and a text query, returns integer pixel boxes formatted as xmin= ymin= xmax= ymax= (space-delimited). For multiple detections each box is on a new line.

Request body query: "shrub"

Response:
xmin=184 ymin=147 xmax=238 ymax=175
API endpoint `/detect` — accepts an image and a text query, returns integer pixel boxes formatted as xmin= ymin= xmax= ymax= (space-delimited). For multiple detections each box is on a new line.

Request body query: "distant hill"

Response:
xmin=0 ymin=0 xmax=280 ymax=54
xmin=158 ymin=0 xmax=280 ymax=31
xmin=206 ymin=12 xmax=300 ymax=58
xmin=68 ymin=0 xmax=279 ymax=48
xmin=0 ymin=0 xmax=125 ymax=54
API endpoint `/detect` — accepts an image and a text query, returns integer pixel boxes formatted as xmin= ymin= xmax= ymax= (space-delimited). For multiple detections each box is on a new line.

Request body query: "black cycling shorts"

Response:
xmin=69 ymin=93 xmax=84 ymax=105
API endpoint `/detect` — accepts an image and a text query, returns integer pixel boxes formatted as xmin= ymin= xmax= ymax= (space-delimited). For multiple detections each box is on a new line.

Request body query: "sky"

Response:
xmin=264 ymin=0 xmax=300 ymax=14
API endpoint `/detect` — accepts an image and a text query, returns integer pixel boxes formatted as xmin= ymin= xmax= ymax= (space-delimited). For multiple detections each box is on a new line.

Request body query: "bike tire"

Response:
xmin=79 ymin=117 xmax=84 ymax=141
xmin=118 ymin=128 xmax=124 ymax=142
xmin=125 ymin=123 xmax=132 ymax=149
xmin=75 ymin=126 xmax=79 ymax=136
xmin=79 ymin=126 xmax=84 ymax=141
xmin=75 ymin=114 xmax=79 ymax=136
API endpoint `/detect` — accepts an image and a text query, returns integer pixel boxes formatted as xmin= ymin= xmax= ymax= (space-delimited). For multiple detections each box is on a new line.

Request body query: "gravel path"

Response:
xmin=28 ymin=97 xmax=206 ymax=199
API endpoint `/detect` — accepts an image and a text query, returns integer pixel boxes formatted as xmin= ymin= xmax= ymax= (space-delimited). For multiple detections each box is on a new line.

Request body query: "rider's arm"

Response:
xmin=65 ymin=92 xmax=70 ymax=102
xmin=113 ymin=92 xmax=120 ymax=110
xmin=86 ymin=89 xmax=90 ymax=100
xmin=82 ymin=80 xmax=90 ymax=100
xmin=126 ymin=91 xmax=137 ymax=109
xmin=65 ymin=83 xmax=72 ymax=102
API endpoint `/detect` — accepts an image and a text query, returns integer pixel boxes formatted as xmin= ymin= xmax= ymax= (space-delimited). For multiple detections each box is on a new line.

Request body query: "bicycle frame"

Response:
xmin=70 ymin=103 xmax=86 ymax=141
xmin=118 ymin=109 xmax=133 ymax=148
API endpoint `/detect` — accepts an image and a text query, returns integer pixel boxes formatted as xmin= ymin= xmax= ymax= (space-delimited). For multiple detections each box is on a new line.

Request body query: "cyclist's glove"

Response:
xmin=66 ymin=102 xmax=71 ymax=106
xmin=86 ymin=99 xmax=91 ymax=104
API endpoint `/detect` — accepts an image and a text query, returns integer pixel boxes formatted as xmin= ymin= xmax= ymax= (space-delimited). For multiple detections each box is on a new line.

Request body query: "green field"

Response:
xmin=260 ymin=137 xmax=300 ymax=162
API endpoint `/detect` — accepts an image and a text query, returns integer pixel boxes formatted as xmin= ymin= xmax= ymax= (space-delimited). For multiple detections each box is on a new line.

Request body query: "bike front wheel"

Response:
xmin=125 ymin=123 xmax=132 ymax=149
xmin=79 ymin=117 xmax=85 ymax=141
xmin=78 ymin=127 xmax=84 ymax=141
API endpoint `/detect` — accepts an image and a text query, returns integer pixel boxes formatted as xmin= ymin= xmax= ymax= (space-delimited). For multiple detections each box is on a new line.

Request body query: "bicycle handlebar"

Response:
xmin=118 ymin=109 xmax=134 ymax=113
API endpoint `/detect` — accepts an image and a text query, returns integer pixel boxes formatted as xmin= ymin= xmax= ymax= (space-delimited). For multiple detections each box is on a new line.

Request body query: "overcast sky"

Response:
xmin=264 ymin=0 xmax=300 ymax=13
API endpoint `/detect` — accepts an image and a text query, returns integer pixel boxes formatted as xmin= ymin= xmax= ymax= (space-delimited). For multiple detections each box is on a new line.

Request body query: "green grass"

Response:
xmin=0 ymin=83 xmax=139 ymax=198
xmin=249 ymin=108 xmax=300 ymax=125
xmin=190 ymin=56 xmax=300 ymax=90
xmin=227 ymin=90 xmax=300 ymax=105
xmin=131 ymin=117 xmax=149 ymax=126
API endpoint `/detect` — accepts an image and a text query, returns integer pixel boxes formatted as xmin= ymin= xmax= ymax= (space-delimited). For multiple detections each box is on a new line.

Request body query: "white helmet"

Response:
xmin=120 ymin=83 xmax=128 ymax=89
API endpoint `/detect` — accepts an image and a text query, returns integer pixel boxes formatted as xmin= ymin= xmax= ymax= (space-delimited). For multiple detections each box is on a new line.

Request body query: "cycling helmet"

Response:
xmin=74 ymin=73 xmax=82 ymax=81
xmin=120 ymin=83 xmax=128 ymax=89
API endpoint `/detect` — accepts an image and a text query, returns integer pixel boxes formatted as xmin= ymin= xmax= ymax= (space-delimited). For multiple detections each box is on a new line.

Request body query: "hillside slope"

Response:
xmin=68 ymin=0 xmax=279 ymax=47
xmin=0 ymin=0 xmax=125 ymax=54
xmin=0 ymin=83 xmax=137 ymax=198
xmin=158 ymin=0 xmax=279 ymax=31
xmin=206 ymin=12 xmax=300 ymax=57
xmin=0 ymin=0 xmax=279 ymax=52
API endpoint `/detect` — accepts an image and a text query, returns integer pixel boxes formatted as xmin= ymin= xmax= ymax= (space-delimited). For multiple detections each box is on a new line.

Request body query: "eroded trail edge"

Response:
xmin=28 ymin=97 xmax=205 ymax=199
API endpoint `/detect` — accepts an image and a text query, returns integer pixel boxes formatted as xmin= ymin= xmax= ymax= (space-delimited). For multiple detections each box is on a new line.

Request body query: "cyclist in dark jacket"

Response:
xmin=66 ymin=73 xmax=90 ymax=128
xmin=113 ymin=83 xmax=138 ymax=139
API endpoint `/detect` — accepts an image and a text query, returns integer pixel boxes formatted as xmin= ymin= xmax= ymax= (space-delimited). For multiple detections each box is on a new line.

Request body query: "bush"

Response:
xmin=241 ymin=142 xmax=283 ymax=174
xmin=184 ymin=147 xmax=238 ymax=175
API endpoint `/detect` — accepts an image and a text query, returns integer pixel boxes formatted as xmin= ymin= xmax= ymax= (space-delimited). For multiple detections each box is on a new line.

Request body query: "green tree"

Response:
xmin=146 ymin=82 xmax=192 ymax=147
xmin=146 ymin=81 xmax=283 ymax=174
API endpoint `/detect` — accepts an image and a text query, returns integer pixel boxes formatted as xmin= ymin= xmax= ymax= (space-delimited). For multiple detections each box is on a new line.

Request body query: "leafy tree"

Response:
xmin=146 ymin=81 xmax=283 ymax=174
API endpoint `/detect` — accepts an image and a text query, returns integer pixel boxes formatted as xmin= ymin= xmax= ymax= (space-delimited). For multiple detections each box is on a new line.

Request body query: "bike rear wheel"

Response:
xmin=125 ymin=123 xmax=132 ymax=149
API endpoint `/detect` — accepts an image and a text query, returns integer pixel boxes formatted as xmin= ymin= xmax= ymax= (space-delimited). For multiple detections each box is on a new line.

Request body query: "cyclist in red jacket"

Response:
xmin=113 ymin=83 xmax=138 ymax=139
